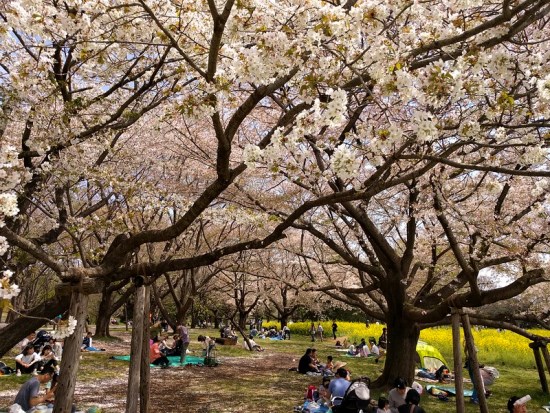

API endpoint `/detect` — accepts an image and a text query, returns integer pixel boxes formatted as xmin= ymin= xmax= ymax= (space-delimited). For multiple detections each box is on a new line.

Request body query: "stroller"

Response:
xmin=32 ymin=330 xmax=52 ymax=352
xmin=332 ymin=377 xmax=373 ymax=413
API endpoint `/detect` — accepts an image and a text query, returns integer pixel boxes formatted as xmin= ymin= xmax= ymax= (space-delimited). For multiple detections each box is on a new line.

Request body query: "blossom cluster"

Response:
xmin=0 ymin=270 xmax=20 ymax=299
xmin=51 ymin=315 xmax=78 ymax=339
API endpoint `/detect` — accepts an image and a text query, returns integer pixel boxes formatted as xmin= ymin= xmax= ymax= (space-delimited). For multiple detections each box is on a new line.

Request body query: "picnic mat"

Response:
xmin=111 ymin=355 xmax=205 ymax=366
xmin=296 ymin=401 xmax=331 ymax=413
xmin=426 ymin=384 xmax=473 ymax=397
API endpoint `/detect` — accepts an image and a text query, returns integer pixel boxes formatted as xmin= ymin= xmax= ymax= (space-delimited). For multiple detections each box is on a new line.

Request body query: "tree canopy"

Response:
xmin=1 ymin=0 xmax=549 ymax=393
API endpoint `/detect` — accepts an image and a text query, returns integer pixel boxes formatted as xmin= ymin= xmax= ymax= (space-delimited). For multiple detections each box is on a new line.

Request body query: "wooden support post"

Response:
xmin=461 ymin=313 xmax=489 ymax=413
xmin=140 ymin=285 xmax=151 ymax=413
xmin=126 ymin=283 xmax=145 ymax=413
xmin=53 ymin=290 xmax=89 ymax=413
xmin=530 ymin=342 xmax=549 ymax=393
xmin=451 ymin=309 xmax=465 ymax=413
xmin=541 ymin=345 xmax=550 ymax=380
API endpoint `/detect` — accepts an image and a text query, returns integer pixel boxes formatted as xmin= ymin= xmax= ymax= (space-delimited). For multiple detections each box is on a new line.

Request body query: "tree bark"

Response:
xmin=95 ymin=287 xmax=113 ymax=337
xmin=0 ymin=294 xmax=70 ymax=357
xmin=462 ymin=314 xmax=489 ymax=413
xmin=452 ymin=309 xmax=465 ymax=413
xmin=53 ymin=291 xmax=89 ymax=413
xmin=140 ymin=285 xmax=151 ymax=413
xmin=530 ymin=342 xmax=549 ymax=393
xmin=372 ymin=316 xmax=420 ymax=388
xmin=126 ymin=285 xmax=145 ymax=413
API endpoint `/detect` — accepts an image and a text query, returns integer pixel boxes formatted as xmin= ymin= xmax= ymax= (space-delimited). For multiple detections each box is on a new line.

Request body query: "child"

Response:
xmin=325 ymin=355 xmax=334 ymax=371
xmin=318 ymin=376 xmax=332 ymax=404
xmin=377 ymin=396 xmax=389 ymax=413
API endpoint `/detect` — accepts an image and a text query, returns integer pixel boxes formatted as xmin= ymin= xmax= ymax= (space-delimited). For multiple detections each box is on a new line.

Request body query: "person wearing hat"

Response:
xmin=397 ymin=388 xmax=425 ymax=413
xmin=332 ymin=361 xmax=347 ymax=371
xmin=328 ymin=367 xmax=351 ymax=407
xmin=388 ymin=377 xmax=410 ymax=413
xmin=507 ymin=396 xmax=530 ymax=413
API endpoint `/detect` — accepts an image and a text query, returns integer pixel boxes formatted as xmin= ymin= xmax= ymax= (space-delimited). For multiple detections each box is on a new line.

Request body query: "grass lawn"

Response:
xmin=0 ymin=326 xmax=548 ymax=412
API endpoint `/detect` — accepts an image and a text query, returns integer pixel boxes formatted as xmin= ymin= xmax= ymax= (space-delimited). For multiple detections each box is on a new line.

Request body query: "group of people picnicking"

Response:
xmin=5 ymin=321 xmax=535 ymax=413
xmin=10 ymin=329 xmax=104 ymax=412
xmin=296 ymin=324 xmax=533 ymax=413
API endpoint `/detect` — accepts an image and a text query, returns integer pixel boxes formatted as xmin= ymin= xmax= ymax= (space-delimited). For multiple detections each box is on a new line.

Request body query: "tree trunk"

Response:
xmin=371 ymin=316 xmax=420 ymax=388
xmin=238 ymin=310 xmax=247 ymax=330
xmin=53 ymin=291 xmax=89 ymax=413
xmin=140 ymin=286 xmax=151 ymax=413
xmin=452 ymin=310 xmax=465 ymax=413
xmin=280 ymin=315 xmax=288 ymax=328
xmin=126 ymin=285 xmax=145 ymax=413
xmin=0 ymin=294 xmax=70 ymax=357
xmin=95 ymin=287 xmax=113 ymax=337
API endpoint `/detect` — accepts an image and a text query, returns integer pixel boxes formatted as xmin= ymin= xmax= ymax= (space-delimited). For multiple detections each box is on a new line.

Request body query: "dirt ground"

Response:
xmin=0 ymin=330 xmax=305 ymax=413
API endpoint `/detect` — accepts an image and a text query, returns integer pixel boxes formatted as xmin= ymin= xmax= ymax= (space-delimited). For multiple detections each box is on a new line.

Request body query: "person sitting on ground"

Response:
xmin=347 ymin=342 xmax=357 ymax=356
xmin=328 ymin=367 xmax=351 ymax=407
xmin=48 ymin=338 xmax=63 ymax=360
xmin=250 ymin=326 xmax=258 ymax=337
xmin=318 ymin=376 xmax=332 ymax=403
xmin=149 ymin=336 xmax=170 ymax=368
xmin=18 ymin=333 xmax=36 ymax=352
xmin=369 ymin=340 xmax=380 ymax=357
xmin=388 ymin=377 xmax=410 ymax=413
xmin=377 ymin=396 xmax=390 ymax=413
xmin=358 ymin=339 xmax=371 ymax=357
xmin=198 ymin=335 xmax=215 ymax=357
xmin=310 ymin=348 xmax=320 ymax=366
xmin=507 ymin=395 xmax=530 ymax=413
xmin=15 ymin=345 xmax=41 ymax=374
xmin=242 ymin=336 xmax=265 ymax=351
xmin=37 ymin=345 xmax=59 ymax=373
xmin=325 ymin=355 xmax=334 ymax=371
xmin=298 ymin=348 xmax=320 ymax=374
xmin=13 ymin=366 xmax=56 ymax=412
xmin=81 ymin=332 xmax=105 ymax=351
xmin=397 ymin=389 xmax=425 ymax=413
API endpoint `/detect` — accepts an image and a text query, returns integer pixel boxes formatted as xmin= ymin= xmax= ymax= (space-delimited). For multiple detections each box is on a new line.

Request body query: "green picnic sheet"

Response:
xmin=111 ymin=354 xmax=205 ymax=366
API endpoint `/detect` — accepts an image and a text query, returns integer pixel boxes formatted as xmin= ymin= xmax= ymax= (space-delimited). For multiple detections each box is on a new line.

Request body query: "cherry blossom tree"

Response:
xmin=0 ymin=0 xmax=549 ymax=404
xmin=238 ymin=0 xmax=550 ymax=386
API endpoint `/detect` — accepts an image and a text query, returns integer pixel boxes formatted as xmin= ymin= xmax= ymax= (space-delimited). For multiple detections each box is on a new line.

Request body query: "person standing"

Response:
xmin=317 ymin=323 xmax=324 ymax=342
xmin=332 ymin=321 xmax=338 ymax=340
xmin=310 ymin=322 xmax=316 ymax=342
xmin=176 ymin=322 xmax=190 ymax=365
xmin=378 ymin=328 xmax=388 ymax=350
xmin=282 ymin=325 xmax=290 ymax=340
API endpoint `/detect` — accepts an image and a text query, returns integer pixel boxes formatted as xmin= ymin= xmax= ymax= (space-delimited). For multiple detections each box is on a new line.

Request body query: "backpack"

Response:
xmin=305 ymin=385 xmax=317 ymax=400
xmin=0 ymin=361 xmax=15 ymax=375
xmin=333 ymin=377 xmax=372 ymax=413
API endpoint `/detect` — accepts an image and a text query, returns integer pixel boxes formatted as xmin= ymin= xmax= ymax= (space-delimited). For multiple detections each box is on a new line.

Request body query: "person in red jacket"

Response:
xmin=149 ymin=337 xmax=170 ymax=368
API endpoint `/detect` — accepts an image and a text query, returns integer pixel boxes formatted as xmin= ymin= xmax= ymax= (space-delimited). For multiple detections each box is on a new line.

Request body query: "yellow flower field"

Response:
xmin=286 ymin=321 xmax=548 ymax=368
